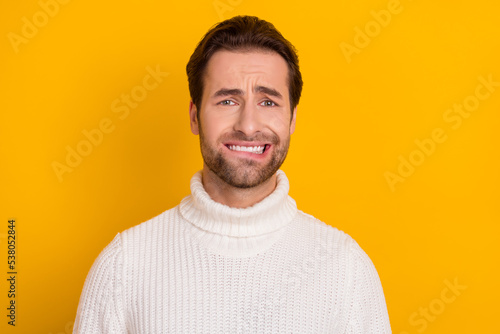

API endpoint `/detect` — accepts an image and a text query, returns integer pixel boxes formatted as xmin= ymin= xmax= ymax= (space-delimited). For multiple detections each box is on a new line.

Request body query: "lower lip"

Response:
xmin=224 ymin=145 xmax=271 ymax=159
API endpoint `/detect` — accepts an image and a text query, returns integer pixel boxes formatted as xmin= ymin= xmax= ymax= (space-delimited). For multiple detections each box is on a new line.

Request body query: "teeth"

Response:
xmin=228 ymin=145 xmax=265 ymax=154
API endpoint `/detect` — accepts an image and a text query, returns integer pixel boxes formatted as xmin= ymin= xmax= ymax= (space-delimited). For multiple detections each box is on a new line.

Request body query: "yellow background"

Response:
xmin=1 ymin=0 xmax=499 ymax=333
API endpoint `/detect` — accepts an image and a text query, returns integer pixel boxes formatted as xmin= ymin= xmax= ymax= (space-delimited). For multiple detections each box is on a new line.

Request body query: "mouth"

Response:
xmin=224 ymin=143 xmax=270 ymax=155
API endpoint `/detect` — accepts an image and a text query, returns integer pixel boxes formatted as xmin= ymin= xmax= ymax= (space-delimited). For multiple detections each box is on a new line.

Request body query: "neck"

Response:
xmin=201 ymin=165 xmax=277 ymax=208
xmin=179 ymin=169 xmax=297 ymax=257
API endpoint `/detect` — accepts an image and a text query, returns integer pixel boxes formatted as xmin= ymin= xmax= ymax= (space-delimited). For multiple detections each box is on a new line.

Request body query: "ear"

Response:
xmin=189 ymin=100 xmax=199 ymax=135
xmin=289 ymin=106 xmax=297 ymax=135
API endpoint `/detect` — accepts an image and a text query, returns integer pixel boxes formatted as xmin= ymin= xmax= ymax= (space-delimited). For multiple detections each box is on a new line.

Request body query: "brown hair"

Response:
xmin=186 ymin=15 xmax=303 ymax=119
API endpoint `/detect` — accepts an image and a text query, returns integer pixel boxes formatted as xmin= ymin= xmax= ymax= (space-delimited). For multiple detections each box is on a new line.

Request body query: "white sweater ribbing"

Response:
xmin=74 ymin=170 xmax=391 ymax=333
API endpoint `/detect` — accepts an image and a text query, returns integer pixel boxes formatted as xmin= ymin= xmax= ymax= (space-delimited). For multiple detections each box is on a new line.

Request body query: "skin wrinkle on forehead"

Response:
xmin=209 ymin=77 xmax=285 ymax=100
xmin=212 ymin=86 xmax=284 ymax=101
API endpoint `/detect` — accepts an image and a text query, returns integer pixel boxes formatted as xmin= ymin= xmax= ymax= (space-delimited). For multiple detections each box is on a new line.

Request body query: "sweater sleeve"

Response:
xmin=73 ymin=233 xmax=127 ymax=334
xmin=343 ymin=239 xmax=392 ymax=334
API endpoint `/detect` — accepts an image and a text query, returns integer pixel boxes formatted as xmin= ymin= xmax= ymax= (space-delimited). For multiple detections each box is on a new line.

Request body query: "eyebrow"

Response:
xmin=212 ymin=85 xmax=283 ymax=100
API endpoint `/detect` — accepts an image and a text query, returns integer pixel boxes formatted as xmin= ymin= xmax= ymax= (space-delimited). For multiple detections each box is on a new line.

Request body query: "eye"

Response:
xmin=218 ymin=100 xmax=236 ymax=106
xmin=261 ymin=100 xmax=277 ymax=107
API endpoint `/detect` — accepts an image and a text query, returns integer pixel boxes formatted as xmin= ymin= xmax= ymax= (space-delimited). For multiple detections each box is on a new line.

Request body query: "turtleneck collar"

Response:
xmin=179 ymin=169 xmax=298 ymax=257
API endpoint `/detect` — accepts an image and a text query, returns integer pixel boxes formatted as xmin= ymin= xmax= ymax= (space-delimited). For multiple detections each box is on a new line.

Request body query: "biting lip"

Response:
xmin=223 ymin=142 xmax=271 ymax=155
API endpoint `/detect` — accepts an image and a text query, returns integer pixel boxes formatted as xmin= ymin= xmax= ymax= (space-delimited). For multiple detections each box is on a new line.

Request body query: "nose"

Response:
xmin=233 ymin=102 xmax=262 ymax=137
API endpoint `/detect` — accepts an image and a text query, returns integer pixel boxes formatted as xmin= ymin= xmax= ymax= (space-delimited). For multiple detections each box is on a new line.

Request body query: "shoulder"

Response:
xmin=293 ymin=210 xmax=378 ymax=269
xmin=293 ymin=209 xmax=358 ymax=250
xmin=118 ymin=204 xmax=180 ymax=246
xmin=294 ymin=212 xmax=390 ymax=332
xmin=83 ymin=205 xmax=181 ymax=268
xmin=85 ymin=232 xmax=124 ymax=278
xmin=74 ymin=233 xmax=127 ymax=332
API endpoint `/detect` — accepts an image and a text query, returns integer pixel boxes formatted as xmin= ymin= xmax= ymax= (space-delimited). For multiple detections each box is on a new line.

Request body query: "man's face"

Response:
xmin=189 ymin=49 xmax=297 ymax=189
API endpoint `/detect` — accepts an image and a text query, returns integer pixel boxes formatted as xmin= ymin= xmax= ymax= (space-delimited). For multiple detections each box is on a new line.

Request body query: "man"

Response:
xmin=74 ymin=15 xmax=391 ymax=333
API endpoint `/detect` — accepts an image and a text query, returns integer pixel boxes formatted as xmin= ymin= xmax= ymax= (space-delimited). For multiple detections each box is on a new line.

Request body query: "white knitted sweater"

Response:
xmin=74 ymin=170 xmax=391 ymax=333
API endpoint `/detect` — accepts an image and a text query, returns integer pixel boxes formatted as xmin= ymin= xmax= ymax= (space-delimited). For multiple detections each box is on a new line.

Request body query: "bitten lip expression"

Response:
xmin=224 ymin=142 xmax=271 ymax=155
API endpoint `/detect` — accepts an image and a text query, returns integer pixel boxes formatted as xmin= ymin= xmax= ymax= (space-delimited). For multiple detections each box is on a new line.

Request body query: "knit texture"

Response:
xmin=74 ymin=170 xmax=391 ymax=333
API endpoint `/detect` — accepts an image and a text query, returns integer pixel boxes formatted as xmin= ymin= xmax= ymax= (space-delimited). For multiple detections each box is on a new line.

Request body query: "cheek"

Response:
xmin=267 ymin=113 xmax=292 ymax=135
xmin=200 ymin=113 xmax=230 ymax=142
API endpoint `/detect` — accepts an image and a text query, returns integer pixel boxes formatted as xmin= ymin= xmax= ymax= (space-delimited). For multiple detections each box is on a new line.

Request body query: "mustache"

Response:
xmin=219 ymin=132 xmax=279 ymax=144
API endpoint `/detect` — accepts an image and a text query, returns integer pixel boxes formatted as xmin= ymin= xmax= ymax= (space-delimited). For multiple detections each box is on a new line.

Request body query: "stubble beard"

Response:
xmin=199 ymin=127 xmax=290 ymax=189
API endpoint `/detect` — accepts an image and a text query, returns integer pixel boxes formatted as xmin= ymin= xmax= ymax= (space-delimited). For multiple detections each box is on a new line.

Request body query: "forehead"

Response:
xmin=203 ymin=49 xmax=289 ymax=97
